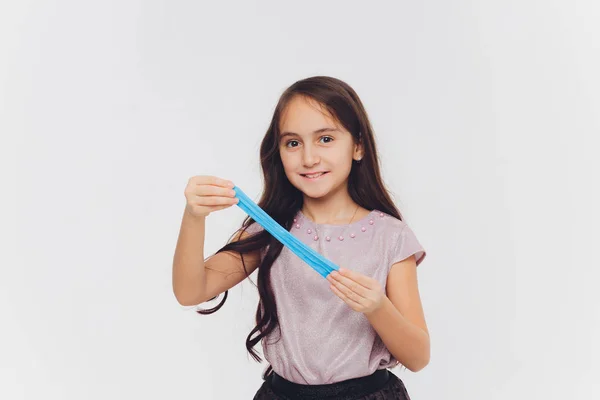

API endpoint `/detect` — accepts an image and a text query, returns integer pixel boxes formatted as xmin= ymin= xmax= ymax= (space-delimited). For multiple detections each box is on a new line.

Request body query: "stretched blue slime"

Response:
xmin=233 ymin=186 xmax=340 ymax=278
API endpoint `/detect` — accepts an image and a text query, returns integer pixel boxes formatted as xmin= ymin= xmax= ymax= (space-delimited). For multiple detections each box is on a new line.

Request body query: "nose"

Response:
xmin=302 ymin=144 xmax=320 ymax=167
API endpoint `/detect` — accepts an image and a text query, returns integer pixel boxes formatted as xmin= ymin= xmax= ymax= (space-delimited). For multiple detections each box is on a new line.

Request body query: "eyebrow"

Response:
xmin=279 ymin=127 xmax=339 ymax=140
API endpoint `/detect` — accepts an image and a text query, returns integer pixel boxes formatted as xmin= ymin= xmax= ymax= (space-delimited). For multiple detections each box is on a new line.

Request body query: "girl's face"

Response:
xmin=278 ymin=96 xmax=363 ymax=199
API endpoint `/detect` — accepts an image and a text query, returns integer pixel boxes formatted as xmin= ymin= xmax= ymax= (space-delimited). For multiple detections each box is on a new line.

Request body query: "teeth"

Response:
xmin=304 ymin=172 xmax=325 ymax=178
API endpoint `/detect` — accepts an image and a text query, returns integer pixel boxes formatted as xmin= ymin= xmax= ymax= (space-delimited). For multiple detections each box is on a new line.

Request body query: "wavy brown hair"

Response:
xmin=196 ymin=76 xmax=404 ymax=379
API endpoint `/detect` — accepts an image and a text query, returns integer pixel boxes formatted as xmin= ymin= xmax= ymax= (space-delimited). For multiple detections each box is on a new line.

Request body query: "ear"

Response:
xmin=353 ymin=136 xmax=364 ymax=161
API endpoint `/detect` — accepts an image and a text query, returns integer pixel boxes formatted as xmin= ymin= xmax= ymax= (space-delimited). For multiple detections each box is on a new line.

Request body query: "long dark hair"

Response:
xmin=197 ymin=76 xmax=404 ymax=378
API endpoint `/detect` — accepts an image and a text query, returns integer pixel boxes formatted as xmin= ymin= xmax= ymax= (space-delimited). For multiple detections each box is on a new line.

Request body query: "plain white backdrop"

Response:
xmin=2 ymin=1 xmax=598 ymax=399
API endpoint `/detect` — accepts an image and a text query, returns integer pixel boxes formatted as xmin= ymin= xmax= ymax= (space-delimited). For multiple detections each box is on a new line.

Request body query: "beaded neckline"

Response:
xmin=293 ymin=209 xmax=387 ymax=242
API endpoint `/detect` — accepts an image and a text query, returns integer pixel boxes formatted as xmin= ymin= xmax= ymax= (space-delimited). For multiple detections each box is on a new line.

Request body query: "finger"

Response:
xmin=195 ymin=176 xmax=235 ymax=188
xmin=196 ymin=185 xmax=237 ymax=197
xmin=339 ymin=268 xmax=376 ymax=290
xmin=330 ymin=278 xmax=366 ymax=304
xmin=331 ymin=272 xmax=370 ymax=297
xmin=195 ymin=196 xmax=239 ymax=206
xmin=210 ymin=204 xmax=235 ymax=212
xmin=330 ymin=283 xmax=363 ymax=309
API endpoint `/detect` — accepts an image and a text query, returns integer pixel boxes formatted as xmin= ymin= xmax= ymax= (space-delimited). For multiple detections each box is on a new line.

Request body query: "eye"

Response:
xmin=285 ymin=140 xmax=300 ymax=148
xmin=320 ymin=136 xmax=334 ymax=144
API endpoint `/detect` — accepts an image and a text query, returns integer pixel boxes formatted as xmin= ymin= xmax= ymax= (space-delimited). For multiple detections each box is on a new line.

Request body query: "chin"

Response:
xmin=301 ymin=182 xmax=339 ymax=200
xmin=302 ymin=189 xmax=330 ymax=199
xmin=288 ymin=179 xmax=328 ymax=199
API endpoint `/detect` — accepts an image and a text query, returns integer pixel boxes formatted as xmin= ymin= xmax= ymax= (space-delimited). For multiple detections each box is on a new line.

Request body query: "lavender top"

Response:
xmin=245 ymin=208 xmax=426 ymax=384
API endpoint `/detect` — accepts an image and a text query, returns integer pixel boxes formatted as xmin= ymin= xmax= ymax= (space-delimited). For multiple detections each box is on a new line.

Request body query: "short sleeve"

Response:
xmin=391 ymin=223 xmax=427 ymax=267
xmin=243 ymin=221 xmax=263 ymax=235
xmin=238 ymin=221 xmax=268 ymax=261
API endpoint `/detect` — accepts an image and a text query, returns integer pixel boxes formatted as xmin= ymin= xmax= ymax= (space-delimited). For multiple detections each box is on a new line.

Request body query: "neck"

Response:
xmin=301 ymin=188 xmax=359 ymax=225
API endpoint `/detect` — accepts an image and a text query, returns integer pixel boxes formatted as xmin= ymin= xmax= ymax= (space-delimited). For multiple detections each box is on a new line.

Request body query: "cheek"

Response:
xmin=279 ymin=151 xmax=297 ymax=172
xmin=331 ymin=152 xmax=354 ymax=171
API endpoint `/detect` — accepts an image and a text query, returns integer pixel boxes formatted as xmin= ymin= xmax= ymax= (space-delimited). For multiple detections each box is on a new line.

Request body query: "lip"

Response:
xmin=301 ymin=171 xmax=328 ymax=175
xmin=300 ymin=171 xmax=329 ymax=180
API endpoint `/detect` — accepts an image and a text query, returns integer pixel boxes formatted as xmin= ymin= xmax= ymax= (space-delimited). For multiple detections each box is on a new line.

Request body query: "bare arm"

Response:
xmin=172 ymin=207 xmax=261 ymax=306
xmin=367 ymin=255 xmax=430 ymax=372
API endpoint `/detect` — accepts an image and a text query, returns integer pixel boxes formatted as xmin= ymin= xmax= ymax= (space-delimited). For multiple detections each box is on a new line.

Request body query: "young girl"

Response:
xmin=173 ymin=76 xmax=429 ymax=399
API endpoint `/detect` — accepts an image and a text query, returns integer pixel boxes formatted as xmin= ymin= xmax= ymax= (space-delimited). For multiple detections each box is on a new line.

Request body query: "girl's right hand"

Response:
xmin=184 ymin=175 xmax=239 ymax=218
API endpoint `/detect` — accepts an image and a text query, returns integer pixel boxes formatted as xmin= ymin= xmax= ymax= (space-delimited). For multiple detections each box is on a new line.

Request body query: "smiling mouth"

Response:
xmin=301 ymin=172 xmax=329 ymax=179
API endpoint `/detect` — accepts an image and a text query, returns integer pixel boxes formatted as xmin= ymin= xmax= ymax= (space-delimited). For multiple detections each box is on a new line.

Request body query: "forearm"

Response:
xmin=365 ymin=296 xmax=430 ymax=372
xmin=172 ymin=207 xmax=208 ymax=305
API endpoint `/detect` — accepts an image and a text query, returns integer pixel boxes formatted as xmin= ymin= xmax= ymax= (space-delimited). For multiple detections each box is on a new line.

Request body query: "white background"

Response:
xmin=2 ymin=1 xmax=598 ymax=399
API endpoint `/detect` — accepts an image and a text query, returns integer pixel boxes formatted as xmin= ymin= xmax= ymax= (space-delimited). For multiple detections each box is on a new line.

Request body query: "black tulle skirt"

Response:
xmin=252 ymin=369 xmax=411 ymax=400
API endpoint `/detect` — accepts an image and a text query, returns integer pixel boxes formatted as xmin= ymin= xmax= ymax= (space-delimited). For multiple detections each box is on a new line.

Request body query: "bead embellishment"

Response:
xmin=295 ymin=210 xmax=380 ymax=244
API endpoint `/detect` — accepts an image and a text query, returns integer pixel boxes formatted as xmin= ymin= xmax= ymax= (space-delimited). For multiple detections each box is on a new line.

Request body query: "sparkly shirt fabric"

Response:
xmin=245 ymin=209 xmax=426 ymax=385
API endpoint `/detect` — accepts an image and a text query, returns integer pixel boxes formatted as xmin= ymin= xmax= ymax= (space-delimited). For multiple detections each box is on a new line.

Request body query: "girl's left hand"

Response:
xmin=326 ymin=267 xmax=385 ymax=315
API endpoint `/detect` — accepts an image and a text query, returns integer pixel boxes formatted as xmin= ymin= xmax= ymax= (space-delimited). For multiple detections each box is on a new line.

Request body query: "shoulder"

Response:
xmin=242 ymin=220 xmax=264 ymax=235
xmin=374 ymin=210 xmax=427 ymax=267
xmin=373 ymin=210 xmax=409 ymax=237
